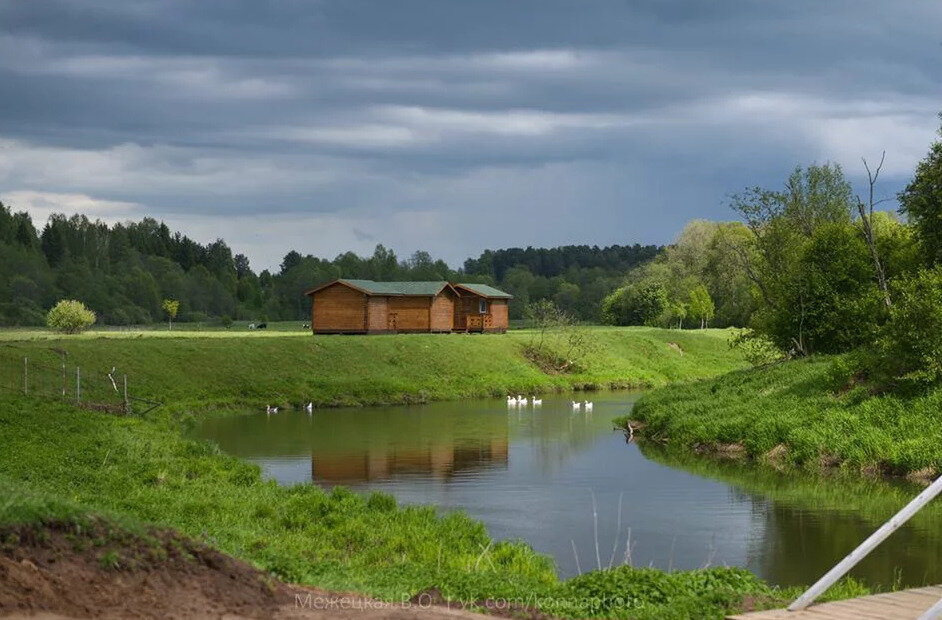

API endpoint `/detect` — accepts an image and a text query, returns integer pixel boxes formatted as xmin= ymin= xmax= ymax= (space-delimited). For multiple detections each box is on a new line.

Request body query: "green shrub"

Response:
xmin=728 ymin=329 xmax=783 ymax=367
xmin=46 ymin=299 xmax=96 ymax=334
xmin=875 ymin=267 xmax=942 ymax=387
xmin=601 ymin=282 xmax=668 ymax=326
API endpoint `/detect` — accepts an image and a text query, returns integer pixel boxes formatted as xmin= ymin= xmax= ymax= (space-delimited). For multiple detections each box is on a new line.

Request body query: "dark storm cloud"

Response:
xmin=0 ymin=1 xmax=940 ymax=268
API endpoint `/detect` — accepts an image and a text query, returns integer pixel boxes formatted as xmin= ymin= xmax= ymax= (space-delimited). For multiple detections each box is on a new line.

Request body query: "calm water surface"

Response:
xmin=194 ymin=392 xmax=942 ymax=587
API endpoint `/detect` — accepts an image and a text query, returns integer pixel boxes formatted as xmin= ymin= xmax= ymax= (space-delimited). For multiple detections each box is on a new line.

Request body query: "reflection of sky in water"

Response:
xmin=195 ymin=394 xmax=942 ymax=586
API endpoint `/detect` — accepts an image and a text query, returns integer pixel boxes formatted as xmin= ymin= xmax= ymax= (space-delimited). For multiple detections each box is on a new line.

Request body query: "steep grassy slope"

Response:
xmin=625 ymin=357 xmax=942 ymax=477
xmin=0 ymin=327 xmax=746 ymax=409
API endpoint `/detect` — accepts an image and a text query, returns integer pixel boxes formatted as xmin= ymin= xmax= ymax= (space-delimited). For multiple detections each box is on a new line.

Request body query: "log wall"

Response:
xmin=387 ymin=296 xmax=431 ymax=331
xmin=311 ymin=283 xmax=367 ymax=332
xmin=430 ymin=291 xmax=456 ymax=332
xmin=366 ymin=296 xmax=388 ymax=332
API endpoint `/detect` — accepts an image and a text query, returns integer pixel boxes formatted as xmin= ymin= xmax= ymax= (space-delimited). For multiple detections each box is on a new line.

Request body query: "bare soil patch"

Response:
xmin=0 ymin=520 xmax=492 ymax=619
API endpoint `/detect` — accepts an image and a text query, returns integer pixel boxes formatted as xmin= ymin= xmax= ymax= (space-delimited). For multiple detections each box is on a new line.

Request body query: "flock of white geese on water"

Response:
xmin=265 ymin=402 xmax=313 ymax=414
xmin=507 ymin=395 xmax=593 ymax=411
xmin=265 ymin=399 xmax=592 ymax=414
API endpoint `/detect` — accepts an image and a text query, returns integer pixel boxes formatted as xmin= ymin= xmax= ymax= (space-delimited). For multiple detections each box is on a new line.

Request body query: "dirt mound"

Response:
xmin=0 ymin=520 xmax=487 ymax=619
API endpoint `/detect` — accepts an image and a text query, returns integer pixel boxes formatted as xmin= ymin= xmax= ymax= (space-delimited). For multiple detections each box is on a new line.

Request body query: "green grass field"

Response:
xmin=0 ymin=326 xmax=747 ymax=410
xmin=625 ymin=357 xmax=942 ymax=477
xmin=0 ymin=325 xmax=846 ymax=618
xmin=0 ymin=390 xmax=867 ymax=618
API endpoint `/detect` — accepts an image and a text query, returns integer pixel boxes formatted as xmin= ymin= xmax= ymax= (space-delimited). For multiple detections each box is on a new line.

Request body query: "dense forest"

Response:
xmin=0 ymin=206 xmax=660 ymax=326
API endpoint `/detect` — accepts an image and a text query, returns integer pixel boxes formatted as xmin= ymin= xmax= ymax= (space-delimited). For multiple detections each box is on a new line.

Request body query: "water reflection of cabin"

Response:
xmin=304 ymin=279 xmax=512 ymax=334
xmin=311 ymin=437 xmax=510 ymax=483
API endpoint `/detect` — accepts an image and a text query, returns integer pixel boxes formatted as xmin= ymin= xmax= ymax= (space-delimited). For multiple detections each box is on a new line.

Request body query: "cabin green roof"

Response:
xmin=306 ymin=279 xmax=512 ymax=298
xmin=456 ymin=283 xmax=513 ymax=299
xmin=307 ymin=279 xmax=454 ymax=297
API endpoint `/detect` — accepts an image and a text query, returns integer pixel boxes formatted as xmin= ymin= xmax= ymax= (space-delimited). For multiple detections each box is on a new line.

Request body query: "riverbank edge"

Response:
xmin=614 ymin=356 xmax=942 ymax=483
xmin=1 ymin=392 xmax=872 ymax=619
xmin=0 ymin=326 xmax=749 ymax=416
xmin=614 ymin=419 xmax=937 ymax=487
xmin=0 ymin=329 xmax=870 ymax=617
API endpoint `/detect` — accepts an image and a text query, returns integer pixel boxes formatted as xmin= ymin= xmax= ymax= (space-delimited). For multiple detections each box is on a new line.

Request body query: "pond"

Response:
xmin=193 ymin=392 xmax=942 ymax=588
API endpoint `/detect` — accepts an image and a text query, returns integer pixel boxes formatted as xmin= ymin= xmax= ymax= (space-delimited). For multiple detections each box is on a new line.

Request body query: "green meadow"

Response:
xmin=0 ymin=325 xmax=865 ymax=618
xmin=0 ymin=326 xmax=746 ymax=410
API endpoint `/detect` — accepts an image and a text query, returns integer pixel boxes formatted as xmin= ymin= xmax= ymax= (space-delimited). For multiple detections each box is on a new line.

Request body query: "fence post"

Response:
xmin=123 ymin=375 xmax=129 ymax=415
xmin=23 ymin=357 xmax=28 ymax=395
xmin=76 ymin=367 xmax=81 ymax=405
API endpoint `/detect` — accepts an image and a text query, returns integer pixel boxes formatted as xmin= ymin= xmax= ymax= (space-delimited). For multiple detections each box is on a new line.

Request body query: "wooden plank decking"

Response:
xmin=728 ymin=585 xmax=942 ymax=620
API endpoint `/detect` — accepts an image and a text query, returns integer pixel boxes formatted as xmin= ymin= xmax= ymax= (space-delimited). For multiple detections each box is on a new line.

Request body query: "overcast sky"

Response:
xmin=0 ymin=1 xmax=940 ymax=270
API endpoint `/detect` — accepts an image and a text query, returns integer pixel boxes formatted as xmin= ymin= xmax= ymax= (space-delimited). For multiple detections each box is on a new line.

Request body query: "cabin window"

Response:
xmin=478 ymin=299 xmax=488 ymax=314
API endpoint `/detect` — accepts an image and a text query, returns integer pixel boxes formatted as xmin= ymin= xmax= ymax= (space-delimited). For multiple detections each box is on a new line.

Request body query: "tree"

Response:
xmin=523 ymin=300 xmax=592 ymax=373
xmin=600 ymin=281 xmax=668 ymax=326
xmin=553 ymin=282 xmax=581 ymax=315
xmin=855 ymin=152 xmax=892 ymax=307
xmin=687 ymin=285 xmax=714 ymax=328
xmin=663 ymin=301 xmax=688 ymax=329
xmin=874 ymin=267 xmax=942 ymax=387
xmin=40 ymin=223 xmax=67 ymax=266
xmin=234 ymin=253 xmax=251 ymax=279
xmin=750 ymin=222 xmax=883 ymax=354
xmin=899 ymin=116 xmax=942 ymax=266
xmin=46 ymin=299 xmax=96 ymax=334
xmin=162 ymin=298 xmax=180 ymax=331
xmin=220 ymin=314 xmax=233 ymax=329
xmin=279 ymin=250 xmax=303 ymax=275
xmin=729 ymin=163 xmax=862 ymax=354
xmin=623 ymin=220 xmax=756 ymax=328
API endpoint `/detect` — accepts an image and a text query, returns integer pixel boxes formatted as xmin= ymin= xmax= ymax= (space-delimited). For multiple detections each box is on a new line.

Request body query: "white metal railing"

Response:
xmin=788 ymin=474 xmax=942 ymax=618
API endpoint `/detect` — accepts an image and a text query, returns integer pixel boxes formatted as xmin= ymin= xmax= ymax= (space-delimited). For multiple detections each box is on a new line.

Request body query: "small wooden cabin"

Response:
xmin=453 ymin=283 xmax=512 ymax=333
xmin=305 ymin=279 xmax=513 ymax=334
xmin=305 ymin=279 xmax=459 ymax=334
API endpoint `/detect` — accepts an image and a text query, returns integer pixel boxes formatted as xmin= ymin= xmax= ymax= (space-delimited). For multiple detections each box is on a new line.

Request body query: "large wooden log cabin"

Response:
xmin=305 ymin=279 xmax=512 ymax=334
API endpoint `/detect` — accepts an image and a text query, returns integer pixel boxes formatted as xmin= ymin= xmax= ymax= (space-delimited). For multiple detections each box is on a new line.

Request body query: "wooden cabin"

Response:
xmin=453 ymin=283 xmax=512 ymax=333
xmin=305 ymin=279 xmax=459 ymax=334
xmin=305 ymin=279 xmax=512 ymax=334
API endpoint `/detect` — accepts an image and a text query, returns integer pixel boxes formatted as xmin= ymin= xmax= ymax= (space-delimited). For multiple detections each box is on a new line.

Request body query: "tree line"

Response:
xmin=602 ymin=114 xmax=942 ymax=389
xmin=0 ymin=206 xmax=661 ymax=327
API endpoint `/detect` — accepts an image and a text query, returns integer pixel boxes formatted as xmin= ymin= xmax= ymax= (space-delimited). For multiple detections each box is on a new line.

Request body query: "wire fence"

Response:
xmin=0 ymin=354 xmax=160 ymax=415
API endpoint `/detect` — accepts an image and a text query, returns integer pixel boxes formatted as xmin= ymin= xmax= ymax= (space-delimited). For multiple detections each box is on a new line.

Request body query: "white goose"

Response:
xmin=583 ymin=401 xmax=594 ymax=412
xmin=518 ymin=395 xmax=529 ymax=406
xmin=507 ymin=395 xmax=518 ymax=406
xmin=571 ymin=400 xmax=582 ymax=411
xmin=532 ymin=397 xmax=542 ymax=406
xmin=266 ymin=404 xmax=278 ymax=414
xmin=305 ymin=402 xmax=313 ymax=414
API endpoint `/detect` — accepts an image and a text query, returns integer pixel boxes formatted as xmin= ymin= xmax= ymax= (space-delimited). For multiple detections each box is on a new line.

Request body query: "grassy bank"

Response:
xmin=0 ymin=391 xmax=870 ymax=619
xmin=0 ymin=326 xmax=850 ymax=618
xmin=624 ymin=357 xmax=942 ymax=478
xmin=0 ymin=326 xmax=746 ymax=410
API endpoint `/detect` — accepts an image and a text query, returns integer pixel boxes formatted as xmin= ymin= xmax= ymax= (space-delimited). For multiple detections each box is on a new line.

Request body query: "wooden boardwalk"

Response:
xmin=729 ymin=585 xmax=942 ymax=620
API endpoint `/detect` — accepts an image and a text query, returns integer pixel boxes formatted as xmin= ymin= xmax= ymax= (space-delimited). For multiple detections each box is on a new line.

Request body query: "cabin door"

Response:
xmin=387 ymin=313 xmax=398 ymax=332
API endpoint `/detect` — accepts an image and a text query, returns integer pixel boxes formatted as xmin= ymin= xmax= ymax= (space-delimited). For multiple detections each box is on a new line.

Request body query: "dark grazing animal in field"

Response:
xmin=256 ymin=322 xmax=267 ymax=329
